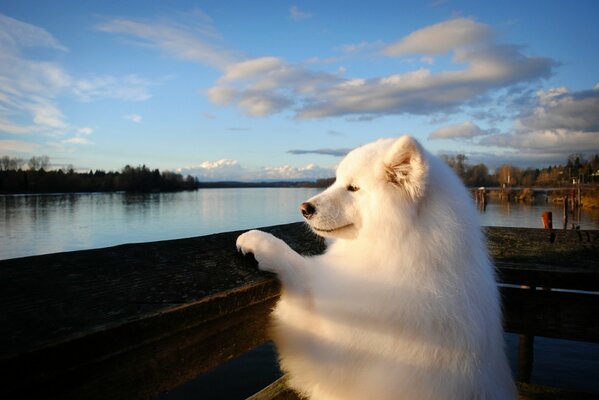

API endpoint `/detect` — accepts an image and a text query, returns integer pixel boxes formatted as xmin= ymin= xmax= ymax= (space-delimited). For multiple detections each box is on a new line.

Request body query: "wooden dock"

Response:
xmin=0 ymin=223 xmax=597 ymax=399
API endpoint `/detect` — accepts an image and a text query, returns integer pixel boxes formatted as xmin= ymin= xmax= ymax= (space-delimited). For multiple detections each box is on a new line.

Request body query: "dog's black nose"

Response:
xmin=300 ymin=202 xmax=316 ymax=219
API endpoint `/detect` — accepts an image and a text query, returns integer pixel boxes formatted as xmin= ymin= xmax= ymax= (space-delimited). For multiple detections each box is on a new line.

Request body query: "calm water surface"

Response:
xmin=0 ymin=188 xmax=321 ymax=260
xmin=1 ymin=188 xmax=599 ymax=260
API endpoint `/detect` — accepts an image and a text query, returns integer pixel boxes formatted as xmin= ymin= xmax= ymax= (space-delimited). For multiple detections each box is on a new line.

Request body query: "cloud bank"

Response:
xmin=177 ymin=159 xmax=333 ymax=181
xmin=98 ymin=15 xmax=556 ymax=120
xmin=0 ymin=13 xmax=157 ymax=151
xmin=429 ymin=121 xmax=488 ymax=140
xmin=480 ymin=85 xmax=599 ymax=155
xmin=96 ymin=9 xmax=235 ymax=68
xmin=383 ymin=18 xmax=492 ymax=56
xmin=287 ymin=148 xmax=351 ymax=157
xmin=430 ymin=84 xmax=599 ymax=165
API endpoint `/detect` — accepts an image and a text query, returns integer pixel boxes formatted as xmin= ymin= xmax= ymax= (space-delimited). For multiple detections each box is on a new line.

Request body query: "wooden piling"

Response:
xmin=541 ymin=211 xmax=552 ymax=229
xmin=517 ymin=332 xmax=535 ymax=384
xmin=475 ymin=188 xmax=487 ymax=212
xmin=563 ymin=195 xmax=569 ymax=229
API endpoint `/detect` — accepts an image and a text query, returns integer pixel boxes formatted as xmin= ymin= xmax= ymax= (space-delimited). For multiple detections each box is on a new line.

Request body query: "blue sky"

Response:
xmin=1 ymin=1 xmax=598 ymax=181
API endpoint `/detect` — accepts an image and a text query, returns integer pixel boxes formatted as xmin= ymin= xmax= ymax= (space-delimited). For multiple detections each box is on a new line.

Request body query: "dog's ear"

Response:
xmin=384 ymin=136 xmax=428 ymax=201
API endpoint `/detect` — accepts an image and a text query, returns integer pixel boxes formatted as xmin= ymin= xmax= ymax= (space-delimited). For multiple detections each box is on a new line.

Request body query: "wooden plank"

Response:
xmin=502 ymin=286 xmax=599 ymax=343
xmin=0 ymin=223 xmax=323 ymax=400
xmin=0 ymin=224 xmax=597 ymax=399
xmin=485 ymin=227 xmax=598 ymax=270
xmin=496 ymin=261 xmax=599 ymax=291
xmin=3 ymin=284 xmax=278 ymax=400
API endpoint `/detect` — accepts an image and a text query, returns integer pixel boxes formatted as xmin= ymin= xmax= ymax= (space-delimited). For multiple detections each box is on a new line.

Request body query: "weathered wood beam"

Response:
xmin=0 ymin=224 xmax=597 ymax=399
xmin=0 ymin=223 xmax=320 ymax=400
xmin=501 ymin=286 xmax=599 ymax=343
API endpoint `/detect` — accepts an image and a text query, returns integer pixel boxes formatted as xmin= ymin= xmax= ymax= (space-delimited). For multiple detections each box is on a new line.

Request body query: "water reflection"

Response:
xmin=2 ymin=189 xmax=599 ymax=260
xmin=478 ymin=199 xmax=599 ymax=230
xmin=0 ymin=189 xmax=322 ymax=260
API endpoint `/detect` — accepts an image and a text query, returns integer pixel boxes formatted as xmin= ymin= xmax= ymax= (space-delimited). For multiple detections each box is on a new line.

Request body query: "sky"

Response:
xmin=1 ymin=0 xmax=598 ymax=181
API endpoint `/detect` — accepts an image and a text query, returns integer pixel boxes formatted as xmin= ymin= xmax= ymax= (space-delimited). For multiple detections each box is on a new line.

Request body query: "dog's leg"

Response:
xmin=236 ymin=230 xmax=309 ymax=295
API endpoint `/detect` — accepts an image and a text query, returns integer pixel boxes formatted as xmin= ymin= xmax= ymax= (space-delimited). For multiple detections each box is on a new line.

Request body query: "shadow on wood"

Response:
xmin=0 ymin=224 xmax=597 ymax=399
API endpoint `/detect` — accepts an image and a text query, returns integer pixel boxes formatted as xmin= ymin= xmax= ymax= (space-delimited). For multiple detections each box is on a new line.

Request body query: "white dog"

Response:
xmin=237 ymin=136 xmax=516 ymax=400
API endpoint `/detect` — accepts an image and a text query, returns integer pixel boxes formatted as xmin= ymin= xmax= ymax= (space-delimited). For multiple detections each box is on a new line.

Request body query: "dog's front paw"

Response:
xmin=236 ymin=229 xmax=271 ymax=256
xmin=236 ymin=230 xmax=285 ymax=273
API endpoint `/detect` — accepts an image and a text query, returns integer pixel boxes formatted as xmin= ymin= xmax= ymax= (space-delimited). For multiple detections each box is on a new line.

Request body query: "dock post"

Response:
xmin=518 ymin=213 xmax=555 ymax=383
xmin=541 ymin=211 xmax=552 ymax=229
xmin=563 ymin=195 xmax=569 ymax=229
xmin=517 ymin=332 xmax=534 ymax=383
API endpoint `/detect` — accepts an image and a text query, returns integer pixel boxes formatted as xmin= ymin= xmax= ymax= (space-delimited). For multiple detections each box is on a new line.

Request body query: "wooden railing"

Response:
xmin=0 ymin=223 xmax=597 ymax=400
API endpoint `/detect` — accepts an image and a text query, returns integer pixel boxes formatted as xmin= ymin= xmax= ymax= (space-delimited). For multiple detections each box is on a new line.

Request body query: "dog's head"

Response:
xmin=301 ymin=135 xmax=428 ymax=239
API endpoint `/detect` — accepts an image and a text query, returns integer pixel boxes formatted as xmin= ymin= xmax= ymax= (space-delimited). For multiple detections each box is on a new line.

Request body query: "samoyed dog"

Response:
xmin=237 ymin=136 xmax=516 ymax=400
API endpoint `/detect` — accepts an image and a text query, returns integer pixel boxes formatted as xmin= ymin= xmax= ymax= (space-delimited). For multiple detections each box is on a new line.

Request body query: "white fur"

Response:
xmin=237 ymin=136 xmax=516 ymax=400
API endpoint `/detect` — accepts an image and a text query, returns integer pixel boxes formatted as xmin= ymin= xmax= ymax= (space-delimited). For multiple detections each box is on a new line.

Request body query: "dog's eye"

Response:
xmin=346 ymin=184 xmax=360 ymax=192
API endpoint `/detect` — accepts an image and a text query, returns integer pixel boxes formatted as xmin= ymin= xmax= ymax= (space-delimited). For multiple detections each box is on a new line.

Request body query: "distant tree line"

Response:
xmin=441 ymin=153 xmax=599 ymax=187
xmin=2 ymin=153 xmax=597 ymax=194
xmin=0 ymin=156 xmax=199 ymax=193
xmin=196 ymin=177 xmax=336 ymax=189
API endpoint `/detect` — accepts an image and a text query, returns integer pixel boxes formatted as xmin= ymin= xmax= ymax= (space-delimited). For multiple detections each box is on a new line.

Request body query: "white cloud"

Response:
xmin=125 ymin=113 xmax=143 ymax=123
xmin=296 ymin=42 xmax=554 ymax=119
xmin=178 ymin=159 xmax=243 ymax=181
xmin=439 ymin=149 xmax=573 ymax=170
xmin=62 ymin=137 xmax=91 ymax=145
xmin=0 ymin=14 xmax=72 ymax=134
xmin=515 ymin=86 xmax=599 ymax=132
xmin=340 ymin=41 xmax=382 ymax=54
xmin=0 ymin=14 xmax=155 ymax=140
xmin=219 ymin=57 xmax=284 ymax=82
xmin=96 ymin=10 xmax=235 ymax=69
xmin=199 ymin=159 xmax=239 ymax=169
xmin=429 ymin=121 xmax=488 ymax=140
xmin=290 ymin=6 xmax=312 ymax=21
xmin=208 ymin=56 xmax=341 ymax=116
xmin=287 ymin=148 xmax=351 ymax=156
xmin=177 ymin=159 xmax=333 ymax=181
xmin=0 ymin=139 xmax=40 ymax=153
xmin=480 ymin=129 xmax=598 ymax=154
xmin=0 ymin=118 xmax=39 ymax=134
xmin=0 ymin=14 xmax=68 ymax=52
xmin=77 ymin=127 xmax=93 ymax=135
xmin=73 ymin=75 xmax=152 ymax=102
xmin=260 ymin=163 xmax=331 ymax=180
xmin=204 ymin=18 xmax=553 ymax=119
xmin=97 ymin=13 xmax=555 ymax=121
xmin=383 ymin=18 xmax=491 ymax=56
xmin=475 ymin=85 xmax=599 ymax=163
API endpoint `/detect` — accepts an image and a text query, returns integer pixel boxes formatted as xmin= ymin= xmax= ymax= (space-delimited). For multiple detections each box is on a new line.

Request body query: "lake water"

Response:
xmin=0 ymin=188 xmax=322 ymax=260
xmin=2 ymin=188 xmax=599 ymax=261
xmin=2 ymin=188 xmax=598 ymax=396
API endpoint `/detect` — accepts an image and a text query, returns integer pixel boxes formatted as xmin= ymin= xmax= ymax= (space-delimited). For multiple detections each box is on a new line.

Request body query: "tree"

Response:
xmin=464 ymin=163 xmax=489 ymax=187
xmin=0 ymin=156 xmax=24 ymax=171
xmin=440 ymin=154 xmax=468 ymax=180
xmin=496 ymin=164 xmax=521 ymax=187
xmin=27 ymin=155 xmax=50 ymax=171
